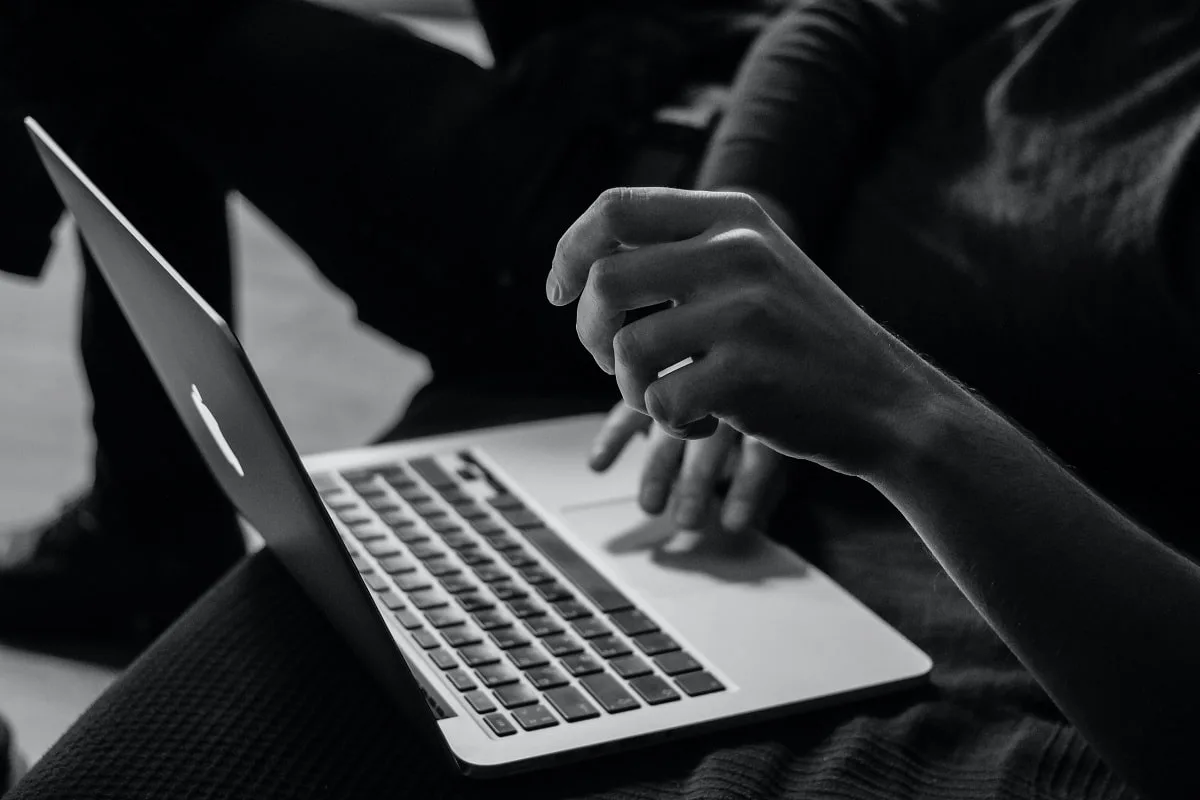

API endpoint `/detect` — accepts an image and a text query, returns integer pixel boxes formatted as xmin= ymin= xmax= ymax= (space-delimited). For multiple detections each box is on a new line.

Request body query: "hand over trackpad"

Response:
xmin=558 ymin=498 xmax=809 ymax=602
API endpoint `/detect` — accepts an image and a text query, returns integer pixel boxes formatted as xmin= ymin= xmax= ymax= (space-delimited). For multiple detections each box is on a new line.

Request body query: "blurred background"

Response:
xmin=0 ymin=0 xmax=488 ymax=768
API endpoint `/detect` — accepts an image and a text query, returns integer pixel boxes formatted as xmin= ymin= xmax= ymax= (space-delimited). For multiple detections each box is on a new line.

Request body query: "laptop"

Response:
xmin=26 ymin=117 xmax=932 ymax=777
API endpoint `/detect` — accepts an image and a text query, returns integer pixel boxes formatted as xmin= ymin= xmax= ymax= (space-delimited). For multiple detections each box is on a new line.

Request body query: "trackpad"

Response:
xmin=559 ymin=499 xmax=809 ymax=603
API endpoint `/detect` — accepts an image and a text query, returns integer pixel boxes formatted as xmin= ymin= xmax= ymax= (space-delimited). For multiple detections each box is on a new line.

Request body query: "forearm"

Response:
xmin=866 ymin=364 xmax=1200 ymax=799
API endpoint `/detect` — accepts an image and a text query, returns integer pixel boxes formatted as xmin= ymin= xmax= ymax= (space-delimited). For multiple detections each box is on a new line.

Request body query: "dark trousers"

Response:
xmin=64 ymin=3 xmax=657 ymax=531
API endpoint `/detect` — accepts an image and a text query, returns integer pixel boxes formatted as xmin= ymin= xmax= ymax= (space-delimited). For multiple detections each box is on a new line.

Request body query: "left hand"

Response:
xmin=546 ymin=187 xmax=931 ymax=478
xmin=590 ymin=402 xmax=785 ymax=533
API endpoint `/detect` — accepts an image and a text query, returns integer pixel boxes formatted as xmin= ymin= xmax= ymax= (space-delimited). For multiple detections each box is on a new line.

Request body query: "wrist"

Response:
xmin=860 ymin=361 xmax=982 ymax=492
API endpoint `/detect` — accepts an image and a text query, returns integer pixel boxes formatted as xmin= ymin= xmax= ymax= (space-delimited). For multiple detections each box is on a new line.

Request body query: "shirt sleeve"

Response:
xmin=697 ymin=0 xmax=1033 ymax=253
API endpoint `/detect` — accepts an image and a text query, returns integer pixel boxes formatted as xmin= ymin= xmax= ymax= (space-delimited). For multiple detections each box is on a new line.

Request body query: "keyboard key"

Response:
xmin=675 ymin=671 xmax=725 ymax=697
xmin=379 ymin=591 xmax=406 ymax=611
xmin=525 ymin=665 xmax=569 ymax=690
xmin=393 ymin=527 xmax=430 ymax=545
xmin=425 ymin=608 xmax=465 ymax=629
xmin=654 ymin=651 xmax=703 ymax=676
xmin=544 ymin=686 xmax=601 ymax=722
xmin=443 ymin=626 xmax=483 ymax=649
xmin=489 ymin=627 xmax=531 ymax=650
xmin=378 ymin=509 xmax=410 ymax=526
xmin=522 ymin=526 xmax=635 ymax=613
xmin=484 ymin=713 xmax=519 ymax=737
xmin=473 ymin=564 xmax=509 ymax=583
xmin=415 ymin=503 xmax=448 ymax=522
xmin=349 ymin=526 xmax=386 ymax=542
xmin=487 ymin=493 xmax=524 ymax=510
xmin=609 ymin=609 xmax=659 ymax=637
xmin=535 ymin=582 xmax=573 ymax=603
xmin=409 ymin=590 xmax=449 ymax=610
xmin=412 ymin=629 xmax=440 ymax=650
xmin=610 ymin=655 xmax=653 ymax=679
xmin=494 ymin=682 xmax=540 ymax=709
xmin=378 ymin=465 xmax=410 ymax=483
xmin=446 ymin=669 xmax=476 ymax=692
xmin=516 ymin=565 xmax=554 ymax=585
xmin=350 ymin=555 xmax=372 ymax=574
xmin=378 ymin=554 xmax=416 ymax=574
xmin=633 ymin=632 xmax=680 ymax=656
xmin=325 ymin=496 xmax=357 ymax=511
xmin=465 ymin=689 xmax=496 ymax=713
xmin=409 ymin=542 xmax=444 ymax=561
xmin=410 ymin=457 xmax=457 ymax=489
xmin=491 ymin=582 xmax=528 ymax=602
xmin=438 ymin=487 xmax=471 ymax=505
xmin=475 ymin=663 xmax=520 ymax=688
xmin=365 ymin=574 xmax=390 ymax=592
xmin=561 ymin=653 xmax=605 ymax=677
xmin=499 ymin=508 xmax=543 ymax=530
xmin=428 ymin=518 xmax=462 ymax=534
xmin=429 ymin=649 xmax=457 ymax=670
xmin=500 ymin=549 xmax=537 ymax=568
xmin=337 ymin=510 xmax=373 ymax=526
xmin=579 ymin=673 xmax=640 ymax=714
xmin=456 ymin=502 xmax=489 ymax=519
xmin=507 ymin=599 xmax=544 ymax=619
xmin=459 ymin=549 xmax=494 ymax=567
xmin=483 ymin=532 xmax=523 ymax=551
xmin=472 ymin=609 xmax=511 ymax=631
xmin=590 ymin=635 xmax=631 ymax=659
xmin=439 ymin=574 xmax=476 ymax=595
xmin=460 ymin=644 xmax=501 ymax=668
xmin=424 ymin=558 xmax=461 ymax=578
xmin=396 ymin=486 xmax=431 ymax=504
xmin=629 ymin=675 xmax=681 ymax=705
xmin=456 ymin=593 xmax=496 ymax=613
xmin=507 ymin=645 xmax=550 ymax=671
xmin=366 ymin=495 xmax=400 ymax=512
xmin=511 ymin=704 xmax=559 ymax=731
xmin=571 ymin=618 xmax=612 ymax=639
xmin=394 ymin=609 xmax=423 ymax=630
xmin=524 ymin=616 xmax=563 ymax=638
xmin=469 ymin=517 xmax=505 ymax=536
xmin=394 ymin=573 xmax=432 ymax=593
xmin=552 ymin=600 xmax=592 ymax=621
xmin=365 ymin=540 xmax=402 ymax=558
xmin=542 ymin=634 xmax=583 ymax=657
xmin=441 ymin=532 xmax=476 ymax=550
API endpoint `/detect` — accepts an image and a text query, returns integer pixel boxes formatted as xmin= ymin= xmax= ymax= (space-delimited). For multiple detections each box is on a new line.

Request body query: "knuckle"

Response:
xmin=727 ymin=191 xmax=767 ymax=223
xmin=611 ymin=324 xmax=644 ymax=369
xmin=588 ymin=256 xmax=622 ymax=304
xmin=596 ymin=186 xmax=642 ymax=225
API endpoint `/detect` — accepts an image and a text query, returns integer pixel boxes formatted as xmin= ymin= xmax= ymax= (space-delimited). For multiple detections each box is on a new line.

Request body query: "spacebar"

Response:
xmin=520 ymin=526 xmax=634 ymax=613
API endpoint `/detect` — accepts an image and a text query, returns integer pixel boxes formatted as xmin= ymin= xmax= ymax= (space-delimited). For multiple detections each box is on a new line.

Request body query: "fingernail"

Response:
xmin=723 ymin=501 xmax=752 ymax=532
xmin=545 ymin=275 xmax=563 ymax=304
xmin=675 ymin=498 xmax=702 ymax=529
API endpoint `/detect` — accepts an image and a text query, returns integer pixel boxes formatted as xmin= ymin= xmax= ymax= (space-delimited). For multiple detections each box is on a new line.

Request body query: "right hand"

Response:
xmin=589 ymin=401 xmax=785 ymax=534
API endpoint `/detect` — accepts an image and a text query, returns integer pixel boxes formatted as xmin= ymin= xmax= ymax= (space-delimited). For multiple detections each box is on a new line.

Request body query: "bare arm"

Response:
xmin=865 ymin=364 xmax=1200 ymax=800
xmin=550 ymin=187 xmax=1200 ymax=800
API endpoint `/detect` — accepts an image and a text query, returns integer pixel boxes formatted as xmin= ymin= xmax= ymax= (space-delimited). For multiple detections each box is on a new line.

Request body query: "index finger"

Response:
xmin=547 ymin=187 xmax=739 ymax=306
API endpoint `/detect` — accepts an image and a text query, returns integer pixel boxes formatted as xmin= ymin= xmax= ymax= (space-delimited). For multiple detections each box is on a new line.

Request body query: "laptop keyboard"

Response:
xmin=313 ymin=453 xmax=726 ymax=736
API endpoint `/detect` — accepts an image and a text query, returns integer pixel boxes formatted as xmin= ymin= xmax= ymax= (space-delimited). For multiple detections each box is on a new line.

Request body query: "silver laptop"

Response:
xmin=27 ymin=117 xmax=931 ymax=777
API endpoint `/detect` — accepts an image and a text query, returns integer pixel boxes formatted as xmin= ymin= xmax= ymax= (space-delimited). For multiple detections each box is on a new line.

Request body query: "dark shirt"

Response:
xmin=703 ymin=0 xmax=1200 ymax=548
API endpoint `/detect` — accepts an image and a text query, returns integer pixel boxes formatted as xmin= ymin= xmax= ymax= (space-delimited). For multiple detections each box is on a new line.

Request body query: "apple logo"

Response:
xmin=191 ymin=383 xmax=245 ymax=477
